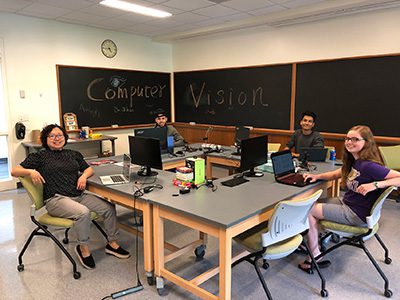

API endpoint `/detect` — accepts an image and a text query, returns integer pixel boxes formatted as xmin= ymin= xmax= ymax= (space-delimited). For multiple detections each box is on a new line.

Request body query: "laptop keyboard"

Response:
xmin=221 ymin=176 xmax=249 ymax=187
xmin=110 ymin=175 xmax=125 ymax=183
xmin=279 ymin=173 xmax=305 ymax=185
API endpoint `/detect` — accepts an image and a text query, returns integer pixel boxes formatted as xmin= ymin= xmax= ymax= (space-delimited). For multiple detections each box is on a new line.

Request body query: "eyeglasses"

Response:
xmin=48 ymin=134 xmax=64 ymax=140
xmin=344 ymin=137 xmax=365 ymax=142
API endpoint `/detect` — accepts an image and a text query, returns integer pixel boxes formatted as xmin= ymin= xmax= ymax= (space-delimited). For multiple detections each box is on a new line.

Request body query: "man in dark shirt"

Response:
xmin=285 ymin=110 xmax=324 ymax=157
xmin=11 ymin=124 xmax=130 ymax=270
xmin=154 ymin=108 xmax=185 ymax=147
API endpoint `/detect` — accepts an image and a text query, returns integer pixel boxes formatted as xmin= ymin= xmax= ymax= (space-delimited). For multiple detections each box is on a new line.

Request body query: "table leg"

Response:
xmin=142 ymin=203 xmax=154 ymax=283
xmin=219 ymin=229 xmax=232 ymax=300
xmin=206 ymin=159 xmax=213 ymax=180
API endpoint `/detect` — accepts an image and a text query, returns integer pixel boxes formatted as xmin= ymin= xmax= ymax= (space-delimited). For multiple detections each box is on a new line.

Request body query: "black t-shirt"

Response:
xmin=20 ymin=149 xmax=89 ymax=200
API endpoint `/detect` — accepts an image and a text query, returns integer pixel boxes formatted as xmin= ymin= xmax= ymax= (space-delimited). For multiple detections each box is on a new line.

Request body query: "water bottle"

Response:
xmin=329 ymin=149 xmax=336 ymax=161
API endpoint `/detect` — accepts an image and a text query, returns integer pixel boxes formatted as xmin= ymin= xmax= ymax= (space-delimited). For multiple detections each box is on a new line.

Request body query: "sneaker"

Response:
xmin=105 ymin=244 xmax=131 ymax=259
xmin=75 ymin=245 xmax=95 ymax=270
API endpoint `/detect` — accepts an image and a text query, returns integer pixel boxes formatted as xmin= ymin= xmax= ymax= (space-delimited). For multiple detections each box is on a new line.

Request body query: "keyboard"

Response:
xmin=110 ymin=175 xmax=125 ymax=183
xmin=221 ymin=176 xmax=249 ymax=187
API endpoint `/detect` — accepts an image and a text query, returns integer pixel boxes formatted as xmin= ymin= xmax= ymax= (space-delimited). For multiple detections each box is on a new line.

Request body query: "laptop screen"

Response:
xmin=122 ymin=154 xmax=131 ymax=179
xmin=271 ymin=151 xmax=295 ymax=177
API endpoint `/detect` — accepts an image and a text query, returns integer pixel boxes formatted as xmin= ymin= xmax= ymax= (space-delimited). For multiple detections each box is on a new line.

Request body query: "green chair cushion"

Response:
xmin=234 ymin=221 xmax=302 ymax=255
xmin=320 ymin=220 xmax=378 ymax=235
xmin=38 ymin=212 xmax=99 ymax=228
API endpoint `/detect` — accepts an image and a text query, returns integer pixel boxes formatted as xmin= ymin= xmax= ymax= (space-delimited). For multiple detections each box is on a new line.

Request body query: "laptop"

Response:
xmin=299 ymin=147 xmax=328 ymax=162
xmin=271 ymin=150 xmax=311 ymax=187
xmin=99 ymin=154 xmax=131 ymax=185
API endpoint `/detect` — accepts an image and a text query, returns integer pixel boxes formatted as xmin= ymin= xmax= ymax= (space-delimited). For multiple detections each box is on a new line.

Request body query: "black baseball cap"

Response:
xmin=154 ymin=108 xmax=166 ymax=118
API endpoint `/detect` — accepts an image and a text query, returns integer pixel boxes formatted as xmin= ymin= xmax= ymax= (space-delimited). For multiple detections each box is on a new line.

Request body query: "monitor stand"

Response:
xmin=243 ymin=167 xmax=264 ymax=178
xmin=137 ymin=166 xmax=158 ymax=177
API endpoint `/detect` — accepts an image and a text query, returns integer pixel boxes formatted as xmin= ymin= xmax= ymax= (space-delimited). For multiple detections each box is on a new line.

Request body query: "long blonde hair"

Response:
xmin=341 ymin=125 xmax=384 ymax=186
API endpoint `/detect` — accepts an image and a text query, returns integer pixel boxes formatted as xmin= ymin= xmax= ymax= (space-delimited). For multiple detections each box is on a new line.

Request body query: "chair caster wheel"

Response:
xmin=194 ymin=245 xmax=206 ymax=259
xmin=73 ymin=271 xmax=81 ymax=279
xmin=62 ymin=238 xmax=69 ymax=244
xmin=147 ymin=276 xmax=155 ymax=285
xmin=157 ymin=288 xmax=168 ymax=296
xmin=17 ymin=264 xmax=24 ymax=272
xmin=385 ymin=257 xmax=392 ymax=264
xmin=331 ymin=233 xmax=340 ymax=243
xmin=320 ymin=289 xmax=329 ymax=297
xmin=384 ymin=289 xmax=393 ymax=298
xmin=262 ymin=260 xmax=269 ymax=270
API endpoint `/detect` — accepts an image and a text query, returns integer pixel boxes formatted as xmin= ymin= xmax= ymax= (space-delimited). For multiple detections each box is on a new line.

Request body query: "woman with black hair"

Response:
xmin=11 ymin=124 xmax=130 ymax=270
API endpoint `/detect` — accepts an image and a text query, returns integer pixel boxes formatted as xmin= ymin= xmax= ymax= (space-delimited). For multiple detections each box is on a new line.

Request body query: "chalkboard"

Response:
xmin=174 ymin=64 xmax=292 ymax=129
xmin=57 ymin=65 xmax=171 ymax=129
xmin=295 ymin=56 xmax=400 ymax=137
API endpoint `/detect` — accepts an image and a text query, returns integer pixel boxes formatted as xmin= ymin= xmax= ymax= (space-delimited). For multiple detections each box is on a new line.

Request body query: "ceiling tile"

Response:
xmin=222 ymin=0 xmax=274 ymax=12
xmin=0 ymin=0 xmax=32 ymax=11
xmin=193 ymin=4 xmax=239 ymax=17
xmin=248 ymin=4 xmax=286 ymax=16
xmin=19 ymin=3 xmax=72 ymax=18
xmin=170 ymin=12 xmax=210 ymax=23
xmin=36 ymin=0 xmax=94 ymax=10
xmin=163 ymin=0 xmax=214 ymax=11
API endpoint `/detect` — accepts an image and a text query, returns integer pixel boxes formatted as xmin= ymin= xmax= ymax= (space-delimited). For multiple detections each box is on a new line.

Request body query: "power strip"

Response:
xmin=111 ymin=285 xmax=144 ymax=299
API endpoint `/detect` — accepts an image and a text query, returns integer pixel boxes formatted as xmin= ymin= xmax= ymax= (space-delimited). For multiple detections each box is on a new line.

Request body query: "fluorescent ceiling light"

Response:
xmin=100 ymin=0 xmax=172 ymax=18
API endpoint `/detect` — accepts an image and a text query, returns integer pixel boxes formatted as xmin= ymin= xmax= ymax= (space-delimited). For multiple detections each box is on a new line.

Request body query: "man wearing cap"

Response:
xmin=154 ymin=108 xmax=185 ymax=147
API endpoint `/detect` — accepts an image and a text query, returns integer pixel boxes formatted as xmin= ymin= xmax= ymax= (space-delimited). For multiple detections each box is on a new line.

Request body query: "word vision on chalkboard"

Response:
xmin=174 ymin=64 xmax=292 ymax=129
xmin=57 ymin=65 xmax=171 ymax=129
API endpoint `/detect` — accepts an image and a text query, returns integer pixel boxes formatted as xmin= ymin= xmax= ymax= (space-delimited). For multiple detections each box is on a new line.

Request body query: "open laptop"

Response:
xmin=99 ymin=154 xmax=131 ymax=185
xmin=299 ymin=147 xmax=328 ymax=162
xmin=271 ymin=150 xmax=311 ymax=187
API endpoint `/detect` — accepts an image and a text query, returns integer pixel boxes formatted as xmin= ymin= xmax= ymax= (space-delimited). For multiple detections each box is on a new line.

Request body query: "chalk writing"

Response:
xmin=190 ymin=82 xmax=267 ymax=108
xmin=79 ymin=104 xmax=100 ymax=119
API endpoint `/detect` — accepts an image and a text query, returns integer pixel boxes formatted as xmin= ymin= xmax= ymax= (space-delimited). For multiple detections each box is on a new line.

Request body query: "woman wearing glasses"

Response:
xmin=298 ymin=125 xmax=400 ymax=272
xmin=11 ymin=124 xmax=130 ymax=270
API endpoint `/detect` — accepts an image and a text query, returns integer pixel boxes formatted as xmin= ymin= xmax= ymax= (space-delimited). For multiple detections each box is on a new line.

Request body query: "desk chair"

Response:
xmin=318 ymin=186 xmax=396 ymax=298
xmin=379 ymin=145 xmax=400 ymax=202
xmin=268 ymin=143 xmax=281 ymax=152
xmin=232 ymin=190 xmax=327 ymax=299
xmin=17 ymin=176 xmax=108 ymax=279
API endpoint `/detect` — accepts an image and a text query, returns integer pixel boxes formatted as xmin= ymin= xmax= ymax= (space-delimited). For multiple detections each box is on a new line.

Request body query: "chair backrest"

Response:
xmin=19 ymin=176 xmax=44 ymax=211
xmin=268 ymin=143 xmax=281 ymax=152
xmin=379 ymin=145 xmax=400 ymax=170
xmin=325 ymin=146 xmax=335 ymax=160
xmin=261 ymin=189 xmax=322 ymax=247
xmin=367 ymin=186 xmax=397 ymax=228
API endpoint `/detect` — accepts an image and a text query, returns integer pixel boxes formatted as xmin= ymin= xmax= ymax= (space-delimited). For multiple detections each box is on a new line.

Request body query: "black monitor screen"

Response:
xmin=239 ymin=135 xmax=268 ymax=176
xmin=235 ymin=126 xmax=250 ymax=145
xmin=128 ymin=136 xmax=162 ymax=177
xmin=134 ymin=127 xmax=167 ymax=150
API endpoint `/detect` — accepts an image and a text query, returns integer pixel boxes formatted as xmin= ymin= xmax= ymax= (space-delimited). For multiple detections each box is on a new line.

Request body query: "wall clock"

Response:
xmin=101 ymin=39 xmax=117 ymax=58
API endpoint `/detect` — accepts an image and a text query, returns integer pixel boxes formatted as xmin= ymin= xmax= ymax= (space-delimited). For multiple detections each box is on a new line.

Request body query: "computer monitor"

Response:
xmin=128 ymin=135 xmax=163 ymax=177
xmin=134 ymin=127 xmax=168 ymax=151
xmin=239 ymin=135 xmax=268 ymax=177
xmin=232 ymin=126 xmax=250 ymax=155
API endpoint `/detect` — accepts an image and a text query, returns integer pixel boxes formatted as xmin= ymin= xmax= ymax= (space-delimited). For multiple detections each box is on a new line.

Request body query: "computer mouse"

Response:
xmin=143 ymin=186 xmax=154 ymax=193
xmin=305 ymin=177 xmax=312 ymax=183
xmin=176 ymin=150 xmax=184 ymax=155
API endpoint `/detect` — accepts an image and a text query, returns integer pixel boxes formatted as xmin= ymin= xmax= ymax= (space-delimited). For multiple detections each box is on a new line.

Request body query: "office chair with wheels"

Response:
xmin=318 ymin=186 xmax=396 ymax=298
xmin=17 ymin=176 xmax=108 ymax=279
xmin=379 ymin=145 xmax=400 ymax=202
xmin=233 ymin=189 xmax=327 ymax=299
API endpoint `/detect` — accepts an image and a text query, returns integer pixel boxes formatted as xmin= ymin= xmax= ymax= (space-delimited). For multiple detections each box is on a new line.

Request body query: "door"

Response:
xmin=0 ymin=42 xmax=14 ymax=191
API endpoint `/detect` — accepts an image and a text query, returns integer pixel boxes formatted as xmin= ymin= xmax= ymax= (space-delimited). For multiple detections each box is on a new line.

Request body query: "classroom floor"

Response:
xmin=1 ymin=169 xmax=400 ymax=300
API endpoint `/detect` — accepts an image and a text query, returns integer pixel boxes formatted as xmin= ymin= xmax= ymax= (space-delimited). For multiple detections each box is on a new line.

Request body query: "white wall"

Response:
xmin=0 ymin=13 xmax=172 ymax=169
xmin=172 ymin=7 xmax=400 ymax=71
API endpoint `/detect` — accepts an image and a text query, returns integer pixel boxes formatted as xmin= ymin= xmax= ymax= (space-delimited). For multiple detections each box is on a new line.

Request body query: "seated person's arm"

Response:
xmin=11 ymin=165 xmax=45 ymax=185
xmin=169 ymin=126 xmax=185 ymax=147
xmin=357 ymin=169 xmax=400 ymax=195
xmin=312 ymin=134 xmax=324 ymax=148
xmin=304 ymin=168 xmax=341 ymax=182
xmin=77 ymin=166 xmax=94 ymax=190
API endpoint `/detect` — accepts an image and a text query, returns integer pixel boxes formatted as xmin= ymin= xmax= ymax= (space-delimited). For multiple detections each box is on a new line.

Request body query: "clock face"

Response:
xmin=101 ymin=39 xmax=117 ymax=58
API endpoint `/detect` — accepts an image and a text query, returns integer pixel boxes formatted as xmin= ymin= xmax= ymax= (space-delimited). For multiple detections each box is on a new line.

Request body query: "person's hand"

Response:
xmin=29 ymin=170 xmax=45 ymax=185
xmin=303 ymin=173 xmax=319 ymax=183
xmin=356 ymin=183 xmax=376 ymax=196
xmin=77 ymin=174 xmax=87 ymax=190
